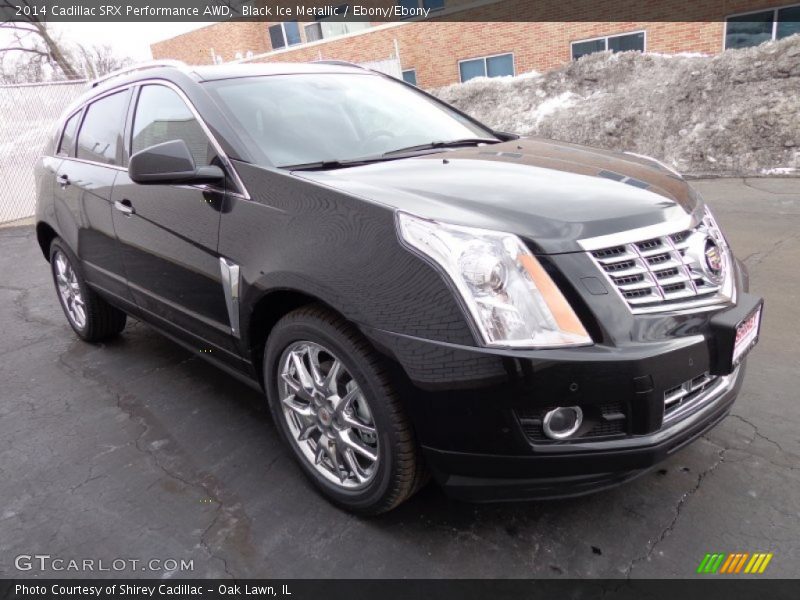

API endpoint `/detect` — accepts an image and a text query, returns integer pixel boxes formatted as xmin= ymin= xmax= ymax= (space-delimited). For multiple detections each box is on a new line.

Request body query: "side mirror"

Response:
xmin=128 ymin=139 xmax=225 ymax=185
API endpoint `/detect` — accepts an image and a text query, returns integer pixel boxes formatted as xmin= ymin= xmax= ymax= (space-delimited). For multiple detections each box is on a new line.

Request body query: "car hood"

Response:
xmin=295 ymin=137 xmax=702 ymax=254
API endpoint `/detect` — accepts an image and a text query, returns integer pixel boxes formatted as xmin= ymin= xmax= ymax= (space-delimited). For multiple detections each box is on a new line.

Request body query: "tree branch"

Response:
xmin=1 ymin=45 xmax=48 ymax=56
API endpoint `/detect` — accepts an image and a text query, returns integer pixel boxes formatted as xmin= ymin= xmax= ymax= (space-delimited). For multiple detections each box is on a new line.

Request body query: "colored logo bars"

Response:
xmin=697 ymin=552 xmax=774 ymax=574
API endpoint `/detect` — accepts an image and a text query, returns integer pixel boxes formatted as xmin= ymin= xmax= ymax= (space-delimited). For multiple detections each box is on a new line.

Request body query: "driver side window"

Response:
xmin=131 ymin=85 xmax=216 ymax=169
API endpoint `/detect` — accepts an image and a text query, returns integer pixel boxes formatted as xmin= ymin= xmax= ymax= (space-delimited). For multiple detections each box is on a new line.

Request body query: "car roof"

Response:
xmin=61 ymin=61 xmax=376 ymax=119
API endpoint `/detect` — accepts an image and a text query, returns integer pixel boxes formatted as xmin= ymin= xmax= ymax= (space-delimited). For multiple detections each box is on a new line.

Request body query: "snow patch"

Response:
xmin=433 ymin=36 xmax=800 ymax=176
xmin=530 ymin=92 xmax=579 ymax=126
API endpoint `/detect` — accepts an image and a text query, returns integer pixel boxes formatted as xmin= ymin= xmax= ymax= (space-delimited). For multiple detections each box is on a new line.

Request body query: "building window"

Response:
xmin=402 ymin=69 xmax=417 ymax=86
xmin=571 ymin=31 xmax=645 ymax=60
xmin=305 ymin=22 xmax=323 ymax=42
xmin=304 ymin=5 xmax=370 ymax=44
xmin=725 ymin=5 xmax=800 ymax=49
xmin=268 ymin=21 xmax=301 ymax=50
xmin=458 ymin=53 xmax=514 ymax=83
xmin=397 ymin=0 xmax=446 ymax=11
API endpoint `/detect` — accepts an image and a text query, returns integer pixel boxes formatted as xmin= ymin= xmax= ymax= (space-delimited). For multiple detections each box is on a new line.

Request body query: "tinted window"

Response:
xmin=725 ymin=11 xmax=774 ymax=49
xmin=76 ymin=91 xmax=128 ymax=165
xmin=608 ymin=32 xmax=644 ymax=53
xmin=572 ymin=39 xmax=605 ymax=60
xmin=132 ymin=85 xmax=213 ymax=168
xmin=58 ymin=111 xmax=81 ymax=157
xmin=777 ymin=6 xmax=800 ymax=39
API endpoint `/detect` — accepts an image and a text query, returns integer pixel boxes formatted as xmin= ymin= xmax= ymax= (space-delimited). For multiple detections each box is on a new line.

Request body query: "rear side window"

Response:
xmin=131 ymin=85 xmax=214 ymax=168
xmin=77 ymin=91 xmax=129 ymax=165
xmin=57 ymin=112 xmax=81 ymax=157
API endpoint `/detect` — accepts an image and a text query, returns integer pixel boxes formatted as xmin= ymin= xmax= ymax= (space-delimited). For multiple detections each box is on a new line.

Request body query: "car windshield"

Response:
xmin=204 ymin=73 xmax=498 ymax=168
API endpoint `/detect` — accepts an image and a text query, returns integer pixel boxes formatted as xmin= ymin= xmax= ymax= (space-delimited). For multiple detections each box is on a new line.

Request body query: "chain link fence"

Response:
xmin=0 ymin=80 xmax=88 ymax=224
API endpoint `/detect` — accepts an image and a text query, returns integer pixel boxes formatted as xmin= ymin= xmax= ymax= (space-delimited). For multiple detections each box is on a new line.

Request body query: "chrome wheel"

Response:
xmin=53 ymin=250 xmax=86 ymax=330
xmin=278 ymin=341 xmax=379 ymax=489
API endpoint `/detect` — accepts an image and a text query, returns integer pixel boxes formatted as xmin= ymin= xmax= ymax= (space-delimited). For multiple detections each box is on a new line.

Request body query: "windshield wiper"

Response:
xmin=282 ymin=138 xmax=501 ymax=170
xmin=281 ymin=156 xmax=386 ymax=171
xmin=382 ymin=138 xmax=500 ymax=157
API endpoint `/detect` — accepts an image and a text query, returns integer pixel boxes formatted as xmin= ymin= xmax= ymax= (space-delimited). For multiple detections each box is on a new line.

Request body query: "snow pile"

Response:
xmin=434 ymin=35 xmax=800 ymax=176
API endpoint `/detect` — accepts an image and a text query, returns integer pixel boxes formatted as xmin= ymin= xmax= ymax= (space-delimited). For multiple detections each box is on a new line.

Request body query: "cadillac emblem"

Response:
xmin=686 ymin=232 xmax=725 ymax=284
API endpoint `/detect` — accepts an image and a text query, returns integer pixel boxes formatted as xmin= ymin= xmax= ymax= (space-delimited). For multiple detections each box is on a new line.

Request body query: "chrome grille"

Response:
xmin=583 ymin=210 xmax=734 ymax=314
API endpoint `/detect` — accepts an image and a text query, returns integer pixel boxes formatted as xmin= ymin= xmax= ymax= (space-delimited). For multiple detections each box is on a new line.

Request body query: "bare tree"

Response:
xmin=74 ymin=43 xmax=132 ymax=79
xmin=1 ymin=0 xmax=81 ymax=80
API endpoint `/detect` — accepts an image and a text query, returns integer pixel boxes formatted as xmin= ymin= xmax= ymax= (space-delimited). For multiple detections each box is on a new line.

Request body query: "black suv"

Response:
xmin=35 ymin=61 xmax=762 ymax=514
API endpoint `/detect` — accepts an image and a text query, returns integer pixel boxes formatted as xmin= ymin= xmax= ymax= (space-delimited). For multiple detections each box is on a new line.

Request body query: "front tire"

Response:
xmin=50 ymin=238 xmax=127 ymax=342
xmin=264 ymin=305 xmax=427 ymax=514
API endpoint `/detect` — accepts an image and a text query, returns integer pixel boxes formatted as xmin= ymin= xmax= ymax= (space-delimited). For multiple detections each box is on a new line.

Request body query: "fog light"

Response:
xmin=542 ymin=406 xmax=583 ymax=440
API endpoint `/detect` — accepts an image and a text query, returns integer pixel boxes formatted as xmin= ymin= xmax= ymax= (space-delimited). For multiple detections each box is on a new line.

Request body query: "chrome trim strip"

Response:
xmin=64 ymin=157 xmax=128 ymax=172
xmin=219 ymin=257 xmax=241 ymax=338
xmin=577 ymin=212 xmax=699 ymax=252
xmin=662 ymin=367 xmax=740 ymax=427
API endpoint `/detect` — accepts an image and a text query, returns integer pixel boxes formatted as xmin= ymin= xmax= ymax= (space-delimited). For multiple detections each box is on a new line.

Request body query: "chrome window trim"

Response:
xmin=57 ymin=77 xmax=251 ymax=200
xmin=62 ymin=157 xmax=127 ymax=172
xmin=130 ymin=79 xmax=251 ymax=200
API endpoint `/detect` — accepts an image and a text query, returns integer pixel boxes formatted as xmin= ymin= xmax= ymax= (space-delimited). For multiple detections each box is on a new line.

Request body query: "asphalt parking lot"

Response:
xmin=1 ymin=177 xmax=798 ymax=579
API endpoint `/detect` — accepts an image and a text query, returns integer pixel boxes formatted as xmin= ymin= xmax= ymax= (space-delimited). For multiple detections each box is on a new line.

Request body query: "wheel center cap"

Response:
xmin=318 ymin=407 xmax=332 ymax=427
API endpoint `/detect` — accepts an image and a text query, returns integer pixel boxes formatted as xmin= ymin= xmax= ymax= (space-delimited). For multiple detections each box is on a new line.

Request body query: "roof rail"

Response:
xmin=312 ymin=60 xmax=366 ymax=70
xmin=90 ymin=60 xmax=187 ymax=88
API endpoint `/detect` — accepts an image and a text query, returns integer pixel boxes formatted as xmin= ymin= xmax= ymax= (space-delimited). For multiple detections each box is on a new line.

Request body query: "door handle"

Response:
xmin=114 ymin=199 xmax=135 ymax=216
xmin=57 ymin=174 xmax=70 ymax=188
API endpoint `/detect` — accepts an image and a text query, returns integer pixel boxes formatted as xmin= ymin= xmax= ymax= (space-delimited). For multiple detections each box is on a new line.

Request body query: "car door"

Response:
xmin=56 ymin=90 xmax=134 ymax=303
xmin=111 ymin=82 xmax=235 ymax=353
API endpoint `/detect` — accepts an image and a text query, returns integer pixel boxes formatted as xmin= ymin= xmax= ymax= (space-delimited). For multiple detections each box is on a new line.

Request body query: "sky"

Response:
xmin=52 ymin=22 xmax=211 ymax=61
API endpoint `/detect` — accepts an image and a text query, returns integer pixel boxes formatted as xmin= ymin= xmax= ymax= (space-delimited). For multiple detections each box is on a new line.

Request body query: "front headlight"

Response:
xmin=396 ymin=212 xmax=592 ymax=349
xmin=700 ymin=205 xmax=736 ymax=302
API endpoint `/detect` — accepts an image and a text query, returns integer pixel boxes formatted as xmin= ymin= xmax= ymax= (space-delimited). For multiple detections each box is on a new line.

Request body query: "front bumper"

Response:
xmin=423 ymin=365 xmax=742 ymax=502
xmin=360 ymin=258 xmax=760 ymax=502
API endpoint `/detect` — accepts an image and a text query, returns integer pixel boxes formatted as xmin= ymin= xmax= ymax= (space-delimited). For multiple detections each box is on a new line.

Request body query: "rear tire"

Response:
xmin=49 ymin=238 xmax=127 ymax=342
xmin=264 ymin=304 xmax=428 ymax=514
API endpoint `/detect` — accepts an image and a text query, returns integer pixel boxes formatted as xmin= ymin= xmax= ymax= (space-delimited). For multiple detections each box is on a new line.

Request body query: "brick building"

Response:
xmin=151 ymin=0 xmax=800 ymax=88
